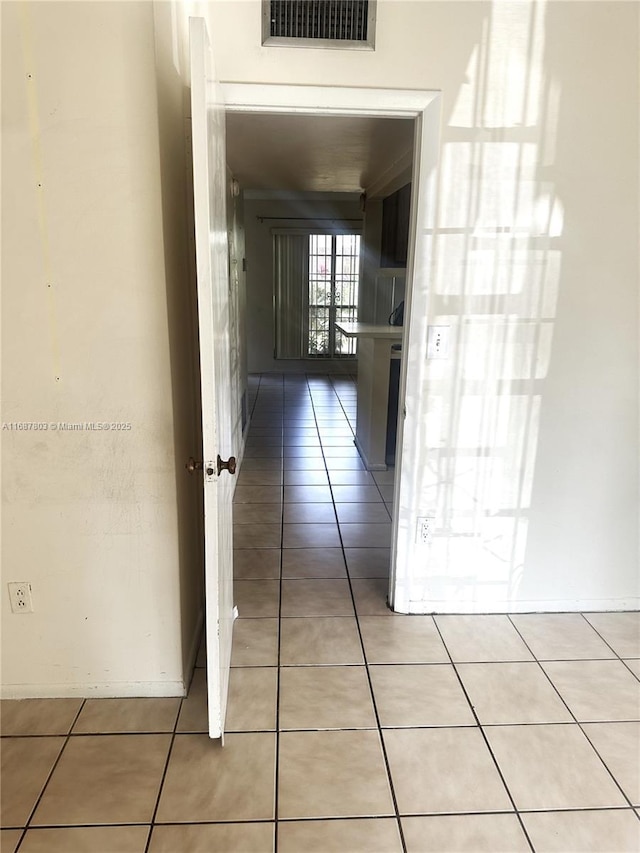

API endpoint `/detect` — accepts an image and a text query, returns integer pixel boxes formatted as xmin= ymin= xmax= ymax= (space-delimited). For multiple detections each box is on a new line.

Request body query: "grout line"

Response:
xmin=273 ymin=372 xmax=285 ymax=853
xmin=308 ymin=373 xmax=408 ymax=853
xmin=431 ymin=620 xmax=537 ymax=853
xmin=578 ymin=613 xmax=640 ymax=677
xmin=143 ymin=685 xmax=185 ymax=853
xmin=15 ymin=698 xmax=88 ymax=851
xmin=506 ymin=615 xmax=639 ymax=814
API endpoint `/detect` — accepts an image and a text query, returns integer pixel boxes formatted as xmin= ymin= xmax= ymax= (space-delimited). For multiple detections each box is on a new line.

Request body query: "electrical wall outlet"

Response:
xmin=8 ymin=582 xmax=33 ymax=613
xmin=427 ymin=325 xmax=450 ymax=359
xmin=416 ymin=516 xmax=435 ymax=544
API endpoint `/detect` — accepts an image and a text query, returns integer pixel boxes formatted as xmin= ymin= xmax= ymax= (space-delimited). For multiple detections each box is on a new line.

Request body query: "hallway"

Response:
xmin=1 ymin=374 xmax=639 ymax=852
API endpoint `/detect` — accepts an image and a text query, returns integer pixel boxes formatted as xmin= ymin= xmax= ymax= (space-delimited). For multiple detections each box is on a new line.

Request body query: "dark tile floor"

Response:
xmin=1 ymin=373 xmax=639 ymax=852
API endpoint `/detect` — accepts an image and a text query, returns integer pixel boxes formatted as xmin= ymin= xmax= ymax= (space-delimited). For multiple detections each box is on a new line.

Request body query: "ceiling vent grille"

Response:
xmin=263 ymin=1 xmax=376 ymax=49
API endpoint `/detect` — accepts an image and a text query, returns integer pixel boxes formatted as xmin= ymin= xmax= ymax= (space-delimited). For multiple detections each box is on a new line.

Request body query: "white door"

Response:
xmin=189 ymin=17 xmax=235 ymax=740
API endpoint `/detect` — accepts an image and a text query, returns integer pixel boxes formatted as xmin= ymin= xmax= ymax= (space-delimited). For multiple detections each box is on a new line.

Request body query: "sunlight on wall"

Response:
xmin=400 ymin=0 xmax=567 ymax=612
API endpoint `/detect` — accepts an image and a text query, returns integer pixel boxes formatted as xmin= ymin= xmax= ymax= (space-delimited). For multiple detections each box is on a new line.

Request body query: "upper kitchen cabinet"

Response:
xmin=380 ymin=182 xmax=412 ymax=268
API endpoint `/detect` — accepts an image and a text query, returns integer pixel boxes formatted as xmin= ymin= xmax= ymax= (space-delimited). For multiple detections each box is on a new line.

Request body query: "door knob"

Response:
xmin=217 ymin=455 xmax=237 ymax=476
xmin=185 ymin=457 xmax=203 ymax=473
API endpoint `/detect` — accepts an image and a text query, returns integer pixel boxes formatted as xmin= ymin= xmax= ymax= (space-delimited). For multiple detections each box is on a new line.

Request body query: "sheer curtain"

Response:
xmin=273 ymin=232 xmax=309 ymax=359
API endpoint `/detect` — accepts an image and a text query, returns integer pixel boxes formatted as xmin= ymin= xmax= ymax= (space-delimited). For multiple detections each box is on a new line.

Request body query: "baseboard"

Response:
xmin=0 ymin=680 xmax=187 ymax=700
xmin=395 ymin=597 xmax=640 ymax=615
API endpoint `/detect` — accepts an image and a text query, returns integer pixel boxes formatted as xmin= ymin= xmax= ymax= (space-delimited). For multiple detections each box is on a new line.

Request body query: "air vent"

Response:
xmin=263 ymin=0 xmax=376 ymax=49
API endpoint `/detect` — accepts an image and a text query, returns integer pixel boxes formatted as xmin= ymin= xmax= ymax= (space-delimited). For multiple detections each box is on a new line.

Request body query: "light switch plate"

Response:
xmin=427 ymin=325 xmax=450 ymax=359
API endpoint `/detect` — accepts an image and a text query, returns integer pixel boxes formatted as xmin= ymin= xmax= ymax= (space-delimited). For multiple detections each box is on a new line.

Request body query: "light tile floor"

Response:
xmin=2 ymin=373 xmax=640 ymax=852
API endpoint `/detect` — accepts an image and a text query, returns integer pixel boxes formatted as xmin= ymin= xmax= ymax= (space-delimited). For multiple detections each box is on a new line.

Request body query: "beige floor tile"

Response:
xmin=384 ymin=727 xmax=511 ymax=814
xmin=281 ymin=579 xmax=354 ymax=617
xmin=278 ymin=730 xmax=394 ymax=818
xmin=156 ymin=733 xmax=275 ymax=821
xmin=233 ymin=504 xmax=282 ymax=525
xmin=234 ymin=549 xmax=281 ymax=580
xmin=280 ymin=617 xmax=363 ymax=665
xmin=278 ymin=818 xmax=402 ymax=852
xmin=510 ymin=613 xmax=616 ymax=660
xmin=379 ymin=485 xmax=395 ymax=502
xmin=541 ymin=659 xmax=640 ymax=721
xmin=0 ymin=699 xmax=82 ymax=736
xmin=283 ymin=503 xmax=335 ymax=523
xmin=372 ymin=469 xmax=396 ymax=485
xmin=234 ymin=524 xmax=281 ymax=549
xmin=322 ymin=446 xmax=361 ymax=458
xmin=176 ymin=668 xmax=207 ymax=732
xmin=226 ymin=667 xmax=278 ymax=732
xmin=240 ymin=459 xmax=282 ymax=473
xmin=370 ymin=664 xmax=475 ymax=727
xmin=149 ymin=822 xmax=274 ymax=853
xmin=235 ymin=580 xmax=280 ymax=618
xmin=582 ymin=722 xmax=640 ymax=804
xmin=401 ymin=814 xmax=530 ymax=853
xmin=244 ymin=447 xmax=283 ymax=459
xmin=324 ymin=458 xmax=366 ymax=471
xmin=485 ymin=724 xmax=627 ymax=810
xmin=283 ymin=485 xmax=332 ymax=503
xmin=283 ymin=436 xmax=320 ymax=447
xmin=335 ymin=503 xmax=391 ymax=523
xmin=247 ymin=435 xmax=282 ymax=447
xmin=321 ymin=438 xmax=356 ymax=449
xmin=522 ymin=809 xmax=640 ymax=853
xmin=625 ymin=659 xmax=640 ymax=678
xmin=340 ymin=523 xmax=391 ymax=549
xmin=584 ymin=612 xmax=640 ymax=658
xmin=19 ymin=826 xmax=150 ymax=853
xmin=282 ymin=523 xmax=341 ymax=548
xmin=233 ymin=485 xmax=283 ymax=504
xmin=0 ymin=830 xmax=23 ymax=853
xmin=359 ymin=616 xmax=449 ymax=664
xmin=351 ymin=578 xmax=392 ymax=615
xmin=331 ymin=485 xmax=382 ymax=502
xmin=284 ymin=457 xmax=325 ymax=470
xmin=281 ymin=548 xmax=346 ymax=578
xmin=284 ymin=470 xmax=329 ymax=486
xmin=457 ymin=662 xmax=573 ymax=724
xmin=435 ymin=615 xmax=534 ymax=662
xmin=328 ymin=470 xmax=375 ymax=485
xmin=236 ymin=469 xmax=282 ymax=486
xmin=1 ymin=737 xmax=64 ymax=827
xmin=72 ymin=697 xmax=180 ymax=733
xmin=344 ymin=548 xmax=390 ymax=578
xmin=279 ymin=666 xmax=376 ymax=730
xmin=231 ymin=618 xmax=279 ymax=667
xmin=32 ymin=734 xmax=170 ymax=825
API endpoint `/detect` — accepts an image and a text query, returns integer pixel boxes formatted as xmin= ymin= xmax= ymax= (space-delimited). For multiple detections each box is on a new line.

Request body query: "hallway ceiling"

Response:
xmin=225 ymin=112 xmax=414 ymax=194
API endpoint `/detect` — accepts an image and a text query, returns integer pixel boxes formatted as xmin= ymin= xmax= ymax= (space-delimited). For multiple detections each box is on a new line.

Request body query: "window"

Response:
xmin=273 ymin=231 xmax=360 ymax=360
xmin=308 ymin=233 xmax=360 ymax=357
xmin=262 ymin=0 xmax=376 ymax=49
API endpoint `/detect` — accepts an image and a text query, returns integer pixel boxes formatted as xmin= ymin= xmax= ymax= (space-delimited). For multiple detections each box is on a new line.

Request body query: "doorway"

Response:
xmin=220 ymin=83 xmax=442 ymax=612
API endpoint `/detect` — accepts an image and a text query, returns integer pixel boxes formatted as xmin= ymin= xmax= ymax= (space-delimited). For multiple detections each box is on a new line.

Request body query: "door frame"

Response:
xmin=221 ymin=83 xmax=442 ymax=612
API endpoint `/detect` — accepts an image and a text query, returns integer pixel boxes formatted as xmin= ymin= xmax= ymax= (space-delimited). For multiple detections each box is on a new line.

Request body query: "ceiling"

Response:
xmin=225 ymin=112 xmax=414 ymax=195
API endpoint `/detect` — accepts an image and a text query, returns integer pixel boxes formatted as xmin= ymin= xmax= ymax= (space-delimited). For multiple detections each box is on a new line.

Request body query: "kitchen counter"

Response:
xmin=336 ymin=322 xmax=403 ymax=470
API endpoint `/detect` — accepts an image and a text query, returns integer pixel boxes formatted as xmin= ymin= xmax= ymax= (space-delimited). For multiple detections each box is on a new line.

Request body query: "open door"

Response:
xmin=189 ymin=17 xmax=235 ymax=740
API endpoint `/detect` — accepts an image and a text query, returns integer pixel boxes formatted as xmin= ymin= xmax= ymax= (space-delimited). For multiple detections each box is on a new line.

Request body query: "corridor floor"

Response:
xmin=1 ymin=373 xmax=639 ymax=852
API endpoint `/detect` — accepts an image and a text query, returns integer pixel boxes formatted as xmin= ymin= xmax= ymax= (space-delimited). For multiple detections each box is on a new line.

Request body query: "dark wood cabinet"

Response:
xmin=380 ymin=182 xmax=411 ymax=268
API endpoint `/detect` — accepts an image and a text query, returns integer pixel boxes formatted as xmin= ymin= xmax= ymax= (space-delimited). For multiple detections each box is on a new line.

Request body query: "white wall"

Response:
xmin=244 ymin=193 xmax=363 ymax=373
xmin=1 ymin=1 xmax=202 ymax=696
xmin=210 ymin=0 xmax=639 ymax=611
